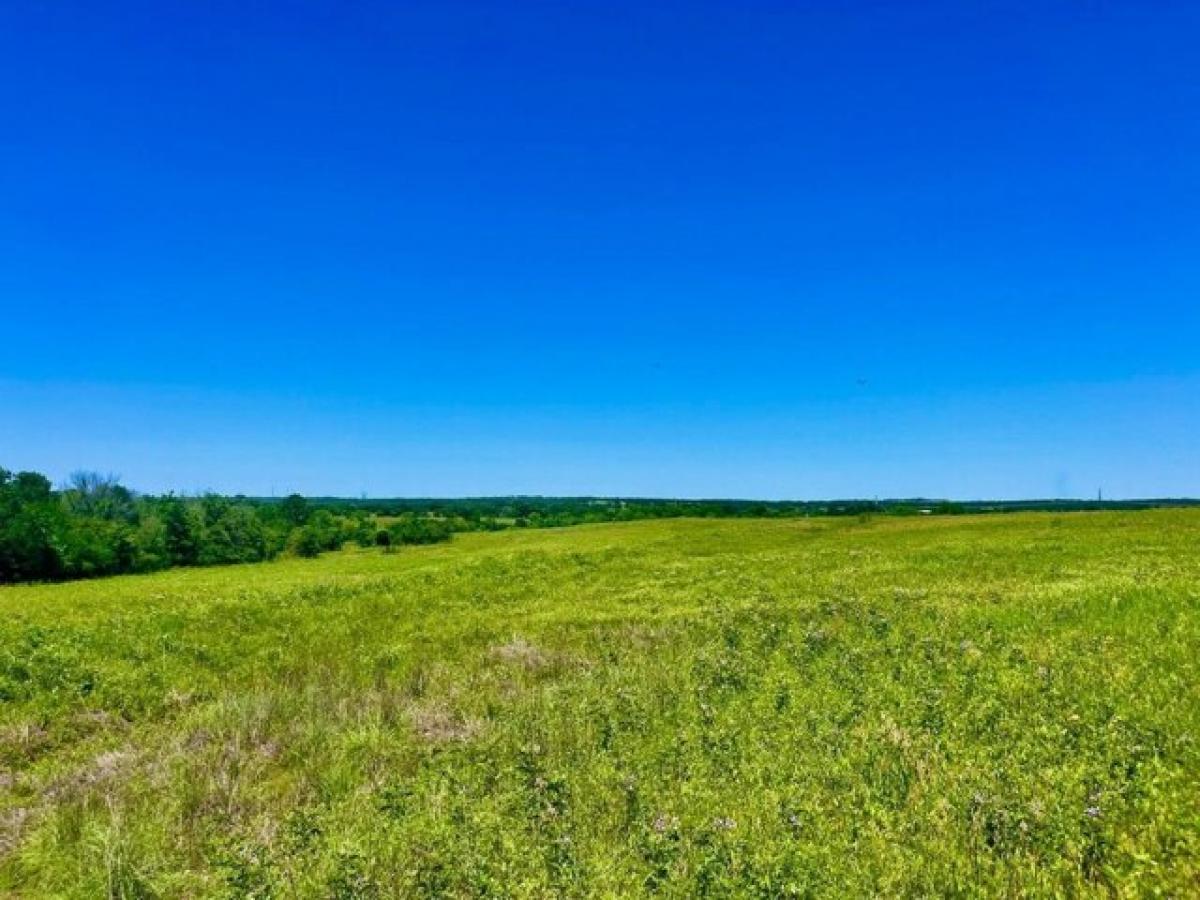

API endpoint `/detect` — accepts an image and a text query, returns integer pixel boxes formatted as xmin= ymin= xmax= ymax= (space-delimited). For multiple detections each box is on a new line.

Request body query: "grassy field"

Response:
xmin=0 ymin=512 xmax=1197 ymax=897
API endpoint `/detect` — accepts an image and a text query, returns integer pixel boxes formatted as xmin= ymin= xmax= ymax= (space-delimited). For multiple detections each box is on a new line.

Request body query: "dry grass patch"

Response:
xmin=489 ymin=636 xmax=551 ymax=670
xmin=409 ymin=704 xmax=483 ymax=744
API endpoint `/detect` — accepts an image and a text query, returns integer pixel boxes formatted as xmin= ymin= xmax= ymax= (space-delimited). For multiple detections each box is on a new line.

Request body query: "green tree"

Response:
xmin=161 ymin=497 xmax=201 ymax=566
xmin=200 ymin=504 xmax=269 ymax=564
xmin=131 ymin=515 xmax=170 ymax=572
xmin=280 ymin=494 xmax=310 ymax=527
xmin=0 ymin=469 xmax=63 ymax=582
xmin=289 ymin=525 xmax=324 ymax=558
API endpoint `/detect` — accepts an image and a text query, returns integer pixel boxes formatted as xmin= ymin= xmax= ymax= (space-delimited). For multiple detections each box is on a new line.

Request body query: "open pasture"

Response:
xmin=1 ymin=511 xmax=1197 ymax=896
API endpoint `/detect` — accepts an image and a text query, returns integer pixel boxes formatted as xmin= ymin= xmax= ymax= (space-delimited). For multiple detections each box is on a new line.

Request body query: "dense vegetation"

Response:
xmin=0 ymin=511 xmax=1196 ymax=895
xmin=0 ymin=468 xmax=454 ymax=585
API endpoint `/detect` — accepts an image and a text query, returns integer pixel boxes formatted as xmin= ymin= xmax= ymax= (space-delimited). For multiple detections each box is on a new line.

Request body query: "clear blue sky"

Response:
xmin=2 ymin=1 xmax=1197 ymax=499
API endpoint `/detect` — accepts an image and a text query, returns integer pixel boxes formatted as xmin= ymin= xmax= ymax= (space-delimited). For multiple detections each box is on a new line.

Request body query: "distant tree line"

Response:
xmin=3 ymin=464 xmax=1196 ymax=585
xmin=0 ymin=468 xmax=456 ymax=584
xmin=285 ymin=494 xmax=1196 ymax=524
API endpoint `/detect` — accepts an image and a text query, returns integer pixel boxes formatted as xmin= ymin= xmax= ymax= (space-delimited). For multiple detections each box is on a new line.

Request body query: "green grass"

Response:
xmin=1 ymin=511 xmax=1197 ymax=896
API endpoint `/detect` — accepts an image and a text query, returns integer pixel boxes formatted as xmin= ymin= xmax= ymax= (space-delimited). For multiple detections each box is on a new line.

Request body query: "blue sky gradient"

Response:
xmin=2 ymin=1 xmax=1197 ymax=497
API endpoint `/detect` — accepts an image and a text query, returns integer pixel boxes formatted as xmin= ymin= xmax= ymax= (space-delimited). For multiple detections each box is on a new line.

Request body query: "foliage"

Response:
xmin=4 ymin=463 xmax=1200 ymax=586
xmin=288 ymin=523 xmax=326 ymax=558
xmin=1 ymin=469 xmax=389 ymax=584
xmin=279 ymin=493 xmax=310 ymax=527
xmin=0 ymin=465 xmax=469 ymax=585
xmin=0 ymin=511 xmax=1197 ymax=895
xmin=386 ymin=515 xmax=453 ymax=546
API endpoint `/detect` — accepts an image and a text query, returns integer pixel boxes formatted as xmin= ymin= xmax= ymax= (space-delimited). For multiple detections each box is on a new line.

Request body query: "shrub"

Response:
xmin=289 ymin=525 xmax=325 ymax=558
xmin=387 ymin=516 xmax=453 ymax=546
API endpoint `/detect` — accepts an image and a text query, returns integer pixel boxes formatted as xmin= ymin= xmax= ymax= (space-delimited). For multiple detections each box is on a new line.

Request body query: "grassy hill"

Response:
xmin=1 ymin=512 xmax=1197 ymax=896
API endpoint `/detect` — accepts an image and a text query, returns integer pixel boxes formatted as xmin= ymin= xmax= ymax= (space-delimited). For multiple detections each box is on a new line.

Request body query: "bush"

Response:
xmin=387 ymin=516 xmax=453 ymax=547
xmin=289 ymin=525 xmax=325 ymax=559
xmin=132 ymin=516 xmax=170 ymax=572
xmin=199 ymin=505 xmax=270 ymax=565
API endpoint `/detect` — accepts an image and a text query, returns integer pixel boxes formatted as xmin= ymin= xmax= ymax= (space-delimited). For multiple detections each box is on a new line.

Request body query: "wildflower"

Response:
xmin=712 ymin=816 xmax=737 ymax=831
xmin=1084 ymin=806 xmax=1102 ymax=819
